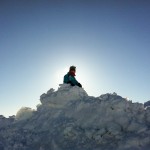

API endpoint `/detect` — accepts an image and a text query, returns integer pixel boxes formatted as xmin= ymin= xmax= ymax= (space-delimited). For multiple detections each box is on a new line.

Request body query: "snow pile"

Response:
xmin=0 ymin=84 xmax=150 ymax=150
xmin=0 ymin=115 xmax=15 ymax=128
xmin=40 ymin=84 xmax=88 ymax=107
xmin=16 ymin=107 xmax=35 ymax=121
xmin=144 ymin=100 xmax=150 ymax=108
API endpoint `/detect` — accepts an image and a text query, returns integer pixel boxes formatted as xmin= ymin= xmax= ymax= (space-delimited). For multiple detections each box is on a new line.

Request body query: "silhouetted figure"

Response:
xmin=64 ymin=66 xmax=82 ymax=87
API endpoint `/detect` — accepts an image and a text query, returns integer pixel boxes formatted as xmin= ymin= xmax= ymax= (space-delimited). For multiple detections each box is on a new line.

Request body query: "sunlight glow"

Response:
xmin=54 ymin=64 xmax=92 ymax=95
xmin=55 ymin=66 xmax=69 ymax=86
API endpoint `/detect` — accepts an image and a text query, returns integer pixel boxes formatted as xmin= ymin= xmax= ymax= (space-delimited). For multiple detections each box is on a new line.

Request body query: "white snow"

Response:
xmin=0 ymin=84 xmax=149 ymax=150
xmin=40 ymin=84 xmax=88 ymax=108
xmin=16 ymin=107 xmax=35 ymax=121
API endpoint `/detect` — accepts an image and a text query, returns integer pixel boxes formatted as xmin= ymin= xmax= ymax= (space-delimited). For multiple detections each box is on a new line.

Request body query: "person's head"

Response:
xmin=69 ymin=66 xmax=76 ymax=73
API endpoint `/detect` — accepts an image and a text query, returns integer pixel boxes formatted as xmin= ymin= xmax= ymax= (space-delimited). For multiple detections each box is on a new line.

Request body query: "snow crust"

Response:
xmin=0 ymin=84 xmax=150 ymax=150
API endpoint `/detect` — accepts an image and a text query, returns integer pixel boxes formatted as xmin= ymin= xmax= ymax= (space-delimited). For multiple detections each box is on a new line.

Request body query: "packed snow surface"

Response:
xmin=0 ymin=84 xmax=150 ymax=150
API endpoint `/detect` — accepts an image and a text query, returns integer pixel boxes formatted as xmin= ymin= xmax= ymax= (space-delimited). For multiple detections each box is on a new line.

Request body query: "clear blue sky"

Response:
xmin=0 ymin=0 xmax=150 ymax=117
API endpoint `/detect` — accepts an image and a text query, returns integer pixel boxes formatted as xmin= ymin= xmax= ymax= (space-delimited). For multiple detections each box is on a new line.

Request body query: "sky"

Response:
xmin=0 ymin=0 xmax=150 ymax=117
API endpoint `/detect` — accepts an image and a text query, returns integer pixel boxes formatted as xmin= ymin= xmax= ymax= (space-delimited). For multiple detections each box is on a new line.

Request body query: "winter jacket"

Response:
xmin=63 ymin=72 xmax=79 ymax=86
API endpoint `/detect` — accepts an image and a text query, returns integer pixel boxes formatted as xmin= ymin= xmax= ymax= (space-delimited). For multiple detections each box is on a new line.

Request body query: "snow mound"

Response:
xmin=0 ymin=84 xmax=150 ymax=150
xmin=40 ymin=84 xmax=88 ymax=107
xmin=144 ymin=100 xmax=150 ymax=108
xmin=16 ymin=107 xmax=35 ymax=121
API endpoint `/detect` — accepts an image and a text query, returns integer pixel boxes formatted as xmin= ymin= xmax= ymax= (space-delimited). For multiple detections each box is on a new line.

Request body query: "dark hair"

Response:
xmin=69 ymin=66 xmax=76 ymax=71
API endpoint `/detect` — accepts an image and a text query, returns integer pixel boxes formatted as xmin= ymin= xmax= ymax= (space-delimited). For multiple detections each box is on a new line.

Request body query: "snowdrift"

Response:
xmin=0 ymin=84 xmax=150 ymax=150
xmin=16 ymin=107 xmax=35 ymax=121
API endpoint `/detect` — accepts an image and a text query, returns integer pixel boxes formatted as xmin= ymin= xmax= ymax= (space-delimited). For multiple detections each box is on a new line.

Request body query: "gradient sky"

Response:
xmin=0 ymin=0 xmax=150 ymax=117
